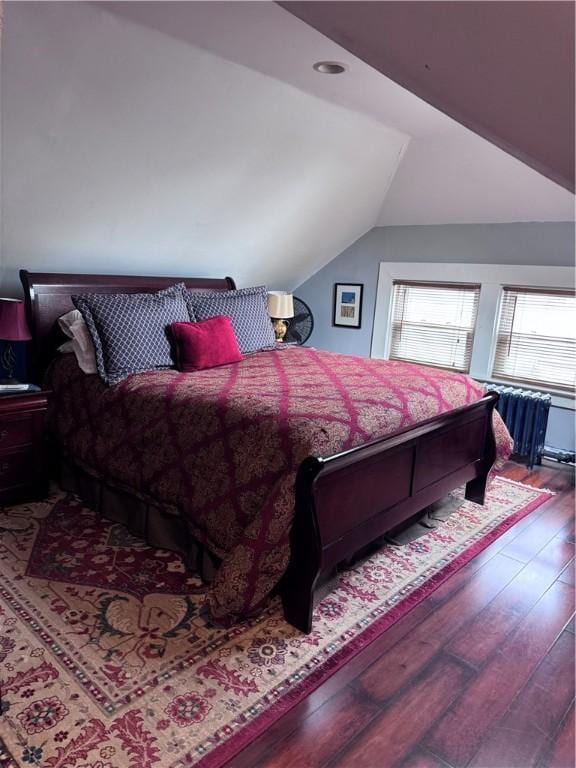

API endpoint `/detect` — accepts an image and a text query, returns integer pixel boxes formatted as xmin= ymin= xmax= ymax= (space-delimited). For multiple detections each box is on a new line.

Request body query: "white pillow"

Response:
xmin=58 ymin=309 xmax=82 ymax=336
xmin=58 ymin=310 xmax=97 ymax=374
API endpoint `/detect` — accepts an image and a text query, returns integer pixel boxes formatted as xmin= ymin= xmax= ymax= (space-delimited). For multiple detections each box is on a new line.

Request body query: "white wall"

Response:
xmin=0 ymin=1 xmax=406 ymax=295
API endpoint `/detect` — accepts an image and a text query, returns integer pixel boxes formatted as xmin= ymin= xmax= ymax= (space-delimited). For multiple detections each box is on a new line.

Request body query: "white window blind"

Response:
xmin=492 ymin=286 xmax=576 ymax=392
xmin=389 ymin=281 xmax=481 ymax=372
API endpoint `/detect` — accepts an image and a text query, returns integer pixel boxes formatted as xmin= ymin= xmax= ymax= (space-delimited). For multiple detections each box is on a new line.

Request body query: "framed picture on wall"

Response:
xmin=333 ymin=283 xmax=363 ymax=328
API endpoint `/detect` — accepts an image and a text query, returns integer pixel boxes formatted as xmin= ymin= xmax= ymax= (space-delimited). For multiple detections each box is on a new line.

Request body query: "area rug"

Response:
xmin=0 ymin=477 xmax=553 ymax=768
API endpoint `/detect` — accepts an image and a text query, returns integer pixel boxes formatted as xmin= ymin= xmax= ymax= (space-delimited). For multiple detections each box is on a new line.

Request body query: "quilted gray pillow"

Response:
xmin=186 ymin=286 xmax=275 ymax=354
xmin=72 ymin=284 xmax=191 ymax=385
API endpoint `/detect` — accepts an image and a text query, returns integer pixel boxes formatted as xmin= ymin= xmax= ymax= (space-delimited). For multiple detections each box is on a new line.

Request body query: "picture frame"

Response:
xmin=333 ymin=283 xmax=363 ymax=328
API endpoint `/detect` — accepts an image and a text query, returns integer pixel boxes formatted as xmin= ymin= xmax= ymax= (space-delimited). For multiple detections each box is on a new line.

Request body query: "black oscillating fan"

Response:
xmin=284 ymin=297 xmax=314 ymax=345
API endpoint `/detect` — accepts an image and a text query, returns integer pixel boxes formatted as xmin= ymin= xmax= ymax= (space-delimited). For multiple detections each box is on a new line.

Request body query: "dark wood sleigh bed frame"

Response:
xmin=21 ymin=269 xmax=498 ymax=634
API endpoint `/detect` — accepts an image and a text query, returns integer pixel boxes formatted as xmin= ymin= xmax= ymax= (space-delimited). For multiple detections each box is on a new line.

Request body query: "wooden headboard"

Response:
xmin=20 ymin=269 xmax=236 ymax=383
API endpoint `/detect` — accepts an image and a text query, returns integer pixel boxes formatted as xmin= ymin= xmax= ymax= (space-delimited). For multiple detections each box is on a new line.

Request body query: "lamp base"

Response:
xmin=0 ymin=377 xmax=21 ymax=385
xmin=272 ymin=318 xmax=288 ymax=342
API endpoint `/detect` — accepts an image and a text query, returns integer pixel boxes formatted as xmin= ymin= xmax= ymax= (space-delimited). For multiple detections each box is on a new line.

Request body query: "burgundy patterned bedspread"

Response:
xmin=46 ymin=347 xmax=512 ymax=624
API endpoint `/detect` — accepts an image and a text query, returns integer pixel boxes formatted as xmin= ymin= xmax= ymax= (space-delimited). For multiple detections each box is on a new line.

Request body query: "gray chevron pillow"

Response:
xmin=186 ymin=285 xmax=275 ymax=353
xmin=73 ymin=284 xmax=192 ymax=385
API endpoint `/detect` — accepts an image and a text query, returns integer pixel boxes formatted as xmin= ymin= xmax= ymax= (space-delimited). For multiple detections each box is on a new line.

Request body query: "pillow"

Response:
xmin=58 ymin=308 xmax=84 ymax=338
xmin=72 ymin=284 xmax=190 ymax=385
xmin=58 ymin=309 xmax=98 ymax=374
xmin=170 ymin=316 xmax=242 ymax=372
xmin=186 ymin=286 xmax=275 ymax=354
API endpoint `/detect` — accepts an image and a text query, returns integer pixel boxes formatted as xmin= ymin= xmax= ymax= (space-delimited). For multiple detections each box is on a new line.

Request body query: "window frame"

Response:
xmin=490 ymin=284 xmax=575 ymax=393
xmin=388 ymin=280 xmax=482 ymax=373
xmin=372 ymin=263 xmax=575 ymax=409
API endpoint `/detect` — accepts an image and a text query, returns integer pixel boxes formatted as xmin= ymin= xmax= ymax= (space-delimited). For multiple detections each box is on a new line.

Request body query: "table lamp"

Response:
xmin=0 ymin=299 xmax=32 ymax=384
xmin=267 ymin=292 xmax=294 ymax=342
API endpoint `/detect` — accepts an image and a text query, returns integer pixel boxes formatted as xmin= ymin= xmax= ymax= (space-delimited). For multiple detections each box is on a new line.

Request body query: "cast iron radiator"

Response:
xmin=483 ymin=384 xmax=551 ymax=469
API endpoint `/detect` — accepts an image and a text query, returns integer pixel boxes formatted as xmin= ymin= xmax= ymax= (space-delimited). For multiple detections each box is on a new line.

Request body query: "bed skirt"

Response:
xmin=55 ymin=453 xmax=221 ymax=583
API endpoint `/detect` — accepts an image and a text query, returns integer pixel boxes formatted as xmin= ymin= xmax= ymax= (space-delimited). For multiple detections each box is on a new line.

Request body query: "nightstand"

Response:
xmin=0 ymin=391 xmax=49 ymax=506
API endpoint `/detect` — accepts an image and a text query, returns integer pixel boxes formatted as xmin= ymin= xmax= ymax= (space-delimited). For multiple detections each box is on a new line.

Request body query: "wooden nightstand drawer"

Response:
xmin=0 ymin=412 xmax=35 ymax=449
xmin=0 ymin=447 xmax=35 ymax=491
xmin=0 ymin=391 xmax=50 ymax=505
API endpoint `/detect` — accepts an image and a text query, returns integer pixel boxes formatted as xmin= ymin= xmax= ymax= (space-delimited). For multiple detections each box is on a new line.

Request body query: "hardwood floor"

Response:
xmin=229 ymin=460 xmax=575 ymax=768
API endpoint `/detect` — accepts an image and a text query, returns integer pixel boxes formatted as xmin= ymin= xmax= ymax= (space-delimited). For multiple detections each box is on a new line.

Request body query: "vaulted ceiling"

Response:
xmin=281 ymin=0 xmax=575 ymax=193
xmin=1 ymin=1 xmax=573 ymax=295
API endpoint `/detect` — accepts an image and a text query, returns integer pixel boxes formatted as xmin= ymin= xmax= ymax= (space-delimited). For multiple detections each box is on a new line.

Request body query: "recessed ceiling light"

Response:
xmin=313 ymin=61 xmax=347 ymax=75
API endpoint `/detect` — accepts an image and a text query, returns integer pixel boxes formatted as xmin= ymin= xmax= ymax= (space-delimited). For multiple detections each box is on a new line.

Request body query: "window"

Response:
xmin=492 ymin=286 xmax=575 ymax=392
xmin=389 ymin=281 xmax=481 ymax=372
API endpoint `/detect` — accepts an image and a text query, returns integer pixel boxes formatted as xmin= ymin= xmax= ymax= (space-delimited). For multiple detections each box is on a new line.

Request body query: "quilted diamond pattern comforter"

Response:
xmin=46 ymin=346 xmax=512 ymax=624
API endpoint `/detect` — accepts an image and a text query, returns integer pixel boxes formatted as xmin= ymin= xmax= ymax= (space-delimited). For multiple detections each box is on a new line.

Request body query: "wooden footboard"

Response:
xmin=281 ymin=392 xmax=498 ymax=633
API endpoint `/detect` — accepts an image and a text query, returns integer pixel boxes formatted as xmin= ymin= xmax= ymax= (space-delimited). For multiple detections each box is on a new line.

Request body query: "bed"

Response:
xmin=21 ymin=269 xmax=511 ymax=633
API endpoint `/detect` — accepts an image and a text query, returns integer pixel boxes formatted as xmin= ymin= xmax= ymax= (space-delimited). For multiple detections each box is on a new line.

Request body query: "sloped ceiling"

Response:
xmin=379 ymin=134 xmax=575 ymax=226
xmin=114 ymin=0 xmax=572 ymax=229
xmin=100 ymin=0 xmax=462 ymax=139
xmin=281 ymin=1 xmax=575 ymax=193
xmin=1 ymin=1 xmax=406 ymax=293
xmin=1 ymin=1 xmax=574 ymax=297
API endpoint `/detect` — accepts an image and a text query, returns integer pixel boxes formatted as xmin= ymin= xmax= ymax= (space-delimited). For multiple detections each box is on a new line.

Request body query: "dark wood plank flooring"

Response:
xmin=229 ymin=460 xmax=575 ymax=768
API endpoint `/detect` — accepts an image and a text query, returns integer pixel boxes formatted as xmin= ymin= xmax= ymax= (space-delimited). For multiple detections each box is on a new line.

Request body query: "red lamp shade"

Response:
xmin=0 ymin=299 xmax=32 ymax=341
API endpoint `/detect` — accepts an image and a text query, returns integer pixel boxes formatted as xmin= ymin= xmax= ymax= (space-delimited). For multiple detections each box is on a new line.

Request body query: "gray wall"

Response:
xmin=296 ymin=222 xmax=575 ymax=451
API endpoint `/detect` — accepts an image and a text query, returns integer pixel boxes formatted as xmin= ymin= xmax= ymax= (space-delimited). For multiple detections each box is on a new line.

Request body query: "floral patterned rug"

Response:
xmin=0 ymin=478 xmax=552 ymax=768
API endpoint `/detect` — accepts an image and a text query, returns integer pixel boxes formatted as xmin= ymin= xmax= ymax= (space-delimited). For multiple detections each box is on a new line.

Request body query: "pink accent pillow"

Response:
xmin=170 ymin=316 xmax=242 ymax=372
